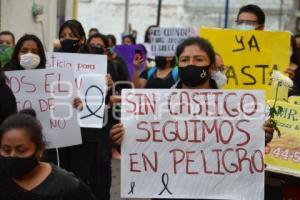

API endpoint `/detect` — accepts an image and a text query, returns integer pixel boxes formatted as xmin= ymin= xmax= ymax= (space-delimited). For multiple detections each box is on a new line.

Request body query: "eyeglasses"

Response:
xmin=235 ymin=20 xmax=259 ymax=26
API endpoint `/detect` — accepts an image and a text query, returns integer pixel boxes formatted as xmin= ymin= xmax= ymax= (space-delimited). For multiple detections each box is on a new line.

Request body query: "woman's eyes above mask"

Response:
xmin=195 ymin=57 xmax=204 ymax=62
xmin=61 ymin=33 xmax=78 ymax=40
xmin=179 ymin=57 xmax=188 ymax=62
xmin=31 ymin=50 xmax=39 ymax=54
xmin=20 ymin=48 xmax=38 ymax=55
xmin=179 ymin=56 xmax=205 ymax=63
xmin=1 ymin=145 xmax=28 ymax=155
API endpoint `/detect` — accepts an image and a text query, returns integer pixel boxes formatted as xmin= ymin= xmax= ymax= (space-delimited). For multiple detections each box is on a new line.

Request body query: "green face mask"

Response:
xmin=0 ymin=44 xmax=9 ymax=54
xmin=0 ymin=47 xmax=14 ymax=68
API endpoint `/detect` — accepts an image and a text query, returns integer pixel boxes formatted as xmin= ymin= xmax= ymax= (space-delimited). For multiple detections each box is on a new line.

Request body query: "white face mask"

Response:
xmin=211 ymin=70 xmax=227 ymax=89
xmin=236 ymin=24 xmax=256 ymax=31
xmin=20 ymin=53 xmax=41 ymax=69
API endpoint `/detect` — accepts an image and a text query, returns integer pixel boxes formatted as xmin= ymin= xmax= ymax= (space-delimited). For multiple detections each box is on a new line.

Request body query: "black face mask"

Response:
xmin=155 ymin=56 xmax=167 ymax=69
xmin=59 ymin=39 xmax=80 ymax=53
xmin=179 ymin=65 xmax=210 ymax=87
xmin=90 ymin=45 xmax=104 ymax=55
xmin=155 ymin=56 xmax=176 ymax=69
xmin=0 ymin=155 xmax=39 ymax=179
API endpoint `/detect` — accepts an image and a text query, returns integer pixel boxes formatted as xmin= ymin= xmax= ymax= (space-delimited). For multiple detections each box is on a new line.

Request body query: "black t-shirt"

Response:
xmin=0 ymin=164 xmax=95 ymax=200
xmin=0 ymin=84 xmax=17 ymax=125
xmin=140 ymin=68 xmax=176 ymax=89
xmin=174 ymin=79 xmax=218 ymax=89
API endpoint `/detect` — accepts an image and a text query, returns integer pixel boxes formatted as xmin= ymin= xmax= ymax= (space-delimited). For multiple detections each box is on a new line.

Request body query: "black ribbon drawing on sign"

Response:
xmin=128 ymin=182 xmax=135 ymax=195
xmin=158 ymin=173 xmax=172 ymax=195
xmin=80 ymin=85 xmax=104 ymax=119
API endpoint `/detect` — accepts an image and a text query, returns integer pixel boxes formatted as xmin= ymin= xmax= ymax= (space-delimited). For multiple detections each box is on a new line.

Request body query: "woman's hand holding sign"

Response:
xmin=72 ymin=74 xmax=113 ymax=112
xmin=110 ymin=123 xmax=124 ymax=145
xmin=73 ymin=97 xmax=83 ymax=111
xmin=264 ymin=121 xmax=274 ymax=144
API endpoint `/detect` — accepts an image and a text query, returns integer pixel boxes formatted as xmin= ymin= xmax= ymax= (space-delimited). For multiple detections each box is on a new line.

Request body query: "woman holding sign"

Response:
xmin=0 ymin=110 xmax=95 ymax=200
xmin=57 ymin=19 xmax=116 ymax=200
xmin=56 ymin=19 xmax=98 ymax=182
xmin=112 ymin=37 xmax=274 ymax=145
xmin=110 ymin=37 xmax=274 ymax=200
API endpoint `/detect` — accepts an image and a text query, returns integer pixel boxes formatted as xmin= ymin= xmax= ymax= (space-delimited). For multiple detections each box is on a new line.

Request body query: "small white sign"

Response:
xmin=150 ymin=27 xmax=196 ymax=56
xmin=46 ymin=52 xmax=107 ymax=128
xmin=78 ymin=74 xmax=107 ymax=128
xmin=6 ymin=68 xmax=82 ymax=148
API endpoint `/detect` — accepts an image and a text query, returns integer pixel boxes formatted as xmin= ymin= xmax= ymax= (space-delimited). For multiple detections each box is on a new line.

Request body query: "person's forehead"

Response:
xmin=62 ymin=27 xmax=75 ymax=35
xmin=0 ymin=34 xmax=13 ymax=41
xmin=181 ymin=44 xmax=207 ymax=56
xmin=1 ymin=129 xmax=33 ymax=145
xmin=90 ymin=37 xmax=104 ymax=44
xmin=22 ymin=40 xmax=38 ymax=47
xmin=238 ymin=12 xmax=258 ymax=21
xmin=295 ymin=37 xmax=300 ymax=42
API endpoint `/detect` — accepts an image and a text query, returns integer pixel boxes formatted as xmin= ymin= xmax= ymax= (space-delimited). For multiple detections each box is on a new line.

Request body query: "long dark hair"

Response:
xmin=59 ymin=20 xmax=86 ymax=42
xmin=144 ymin=25 xmax=158 ymax=43
xmin=9 ymin=34 xmax=46 ymax=70
xmin=59 ymin=20 xmax=90 ymax=53
xmin=0 ymin=70 xmax=6 ymax=85
xmin=87 ymin=33 xmax=109 ymax=48
xmin=291 ymin=36 xmax=300 ymax=66
xmin=122 ymin=34 xmax=136 ymax=45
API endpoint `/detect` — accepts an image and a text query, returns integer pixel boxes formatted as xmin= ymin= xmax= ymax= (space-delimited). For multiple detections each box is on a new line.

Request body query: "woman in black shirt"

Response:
xmin=0 ymin=110 xmax=95 ymax=200
xmin=133 ymin=56 xmax=178 ymax=89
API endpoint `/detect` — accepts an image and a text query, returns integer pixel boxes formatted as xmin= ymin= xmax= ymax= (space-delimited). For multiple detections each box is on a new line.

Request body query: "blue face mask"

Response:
xmin=108 ymin=47 xmax=114 ymax=54
xmin=236 ymin=24 xmax=256 ymax=30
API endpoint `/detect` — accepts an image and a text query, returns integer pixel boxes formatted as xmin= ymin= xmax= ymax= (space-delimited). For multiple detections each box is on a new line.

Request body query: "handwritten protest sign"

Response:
xmin=288 ymin=96 xmax=300 ymax=105
xmin=78 ymin=74 xmax=107 ymax=128
xmin=200 ymin=27 xmax=290 ymax=100
xmin=150 ymin=27 xmax=196 ymax=56
xmin=265 ymin=99 xmax=300 ymax=177
xmin=5 ymin=69 xmax=82 ymax=148
xmin=114 ymin=44 xmax=146 ymax=80
xmin=46 ymin=52 xmax=107 ymax=128
xmin=121 ymin=89 xmax=265 ymax=199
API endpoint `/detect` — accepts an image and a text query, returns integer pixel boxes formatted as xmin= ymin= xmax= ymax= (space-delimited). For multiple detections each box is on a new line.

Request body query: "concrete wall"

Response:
xmin=1 ymin=0 xmax=296 ymax=49
xmin=0 ymin=0 xmax=58 ymax=51
xmin=78 ymin=0 xmax=297 ymax=44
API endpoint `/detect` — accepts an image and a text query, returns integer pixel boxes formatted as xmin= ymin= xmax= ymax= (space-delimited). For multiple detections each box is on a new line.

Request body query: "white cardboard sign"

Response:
xmin=46 ymin=52 xmax=107 ymax=128
xmin=5 ymin=68 xmax=82 ymax=148
xmin=150 ymin=27 xmax=196 ymax=56
xmin=78 ymin=74 xmax=107 ymax=128
xmin=121 ymin=89 xmax=265 ymax=200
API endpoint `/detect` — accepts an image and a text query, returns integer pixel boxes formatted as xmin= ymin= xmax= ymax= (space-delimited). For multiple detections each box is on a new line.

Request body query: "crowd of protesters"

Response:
xmin=0 ymin=4 xmax=299 ymax=200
